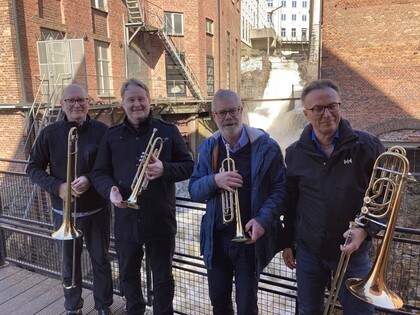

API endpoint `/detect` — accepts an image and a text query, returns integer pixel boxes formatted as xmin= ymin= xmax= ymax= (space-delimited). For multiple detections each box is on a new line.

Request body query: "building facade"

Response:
xmin=0 ymin=0 xmax=241 ymax=163
xmin=267 ymin=0 xmax=310 ymax=43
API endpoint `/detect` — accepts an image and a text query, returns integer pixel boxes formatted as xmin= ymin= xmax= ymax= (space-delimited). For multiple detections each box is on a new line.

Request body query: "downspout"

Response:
xmin=318 ymin=0 xmax=323 ymax=79
xmin=218 ymin=0 xmax=221 ymax=89
xmin=12 ymin=0 xmax=27 ymax=103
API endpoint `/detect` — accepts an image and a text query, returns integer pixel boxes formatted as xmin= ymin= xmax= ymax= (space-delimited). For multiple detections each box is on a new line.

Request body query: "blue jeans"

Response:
xmin=296 ymin=246 xmax=375 ymax=315
xmin=207 ymin=233 xmax=258 ymax=315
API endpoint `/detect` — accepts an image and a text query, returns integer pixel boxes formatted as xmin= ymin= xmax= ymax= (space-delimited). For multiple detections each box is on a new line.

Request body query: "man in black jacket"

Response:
xmin=282 ymin=79 xmax=384 ymax=315
xmin=92 ymin=78 xmax=194 ymax=315
xmin=26 ymin=84 xmax=113 ymax=315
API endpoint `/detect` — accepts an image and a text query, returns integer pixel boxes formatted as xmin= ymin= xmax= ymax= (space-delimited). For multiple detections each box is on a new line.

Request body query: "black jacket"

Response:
xmin=92 ymin=115 xmax=194 ymax=242
xmin=283 ymin=119 xmax=384 ymax=260
xmin=26 ymin=116 xmax=109 ymax=212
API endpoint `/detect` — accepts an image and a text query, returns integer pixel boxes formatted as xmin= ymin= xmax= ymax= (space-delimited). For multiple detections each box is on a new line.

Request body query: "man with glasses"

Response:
xmin=27 ymin=84 xmax=113 ymax=315
xmin=189 ymin=89 xmax=287 ymax=315
xmin=282 ymin=79 xmax=384 ymax=315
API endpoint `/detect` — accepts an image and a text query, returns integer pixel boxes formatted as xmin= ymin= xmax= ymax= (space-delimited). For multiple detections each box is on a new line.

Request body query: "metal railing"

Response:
xmin=0 ymin=163 xmax=419 ymax=314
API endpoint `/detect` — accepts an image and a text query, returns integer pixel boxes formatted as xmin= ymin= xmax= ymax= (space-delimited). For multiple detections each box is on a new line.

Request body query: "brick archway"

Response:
xmin=366 ymin=118 xmax=420 ymax=137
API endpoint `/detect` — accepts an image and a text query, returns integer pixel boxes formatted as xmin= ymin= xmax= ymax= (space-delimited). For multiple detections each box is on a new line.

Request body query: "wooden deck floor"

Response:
xmin=0 ymin=263 xmax=131 ymax=315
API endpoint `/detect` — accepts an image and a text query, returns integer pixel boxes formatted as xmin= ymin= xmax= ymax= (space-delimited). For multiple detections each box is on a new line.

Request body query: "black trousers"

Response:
xmin=115 ymin=237 xmax=175 ymax=315
xmin=207 ymin=233 xmax=258 ymax=315
xmin=53 ymin=205 xmax=113 ymax=311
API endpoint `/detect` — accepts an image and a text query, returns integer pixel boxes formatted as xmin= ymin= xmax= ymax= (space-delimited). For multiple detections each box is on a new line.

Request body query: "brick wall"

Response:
xmin=321 ymin=0 xmax=420 ymax=134
xmin=0 ymin=0 xmax=23 ymax=104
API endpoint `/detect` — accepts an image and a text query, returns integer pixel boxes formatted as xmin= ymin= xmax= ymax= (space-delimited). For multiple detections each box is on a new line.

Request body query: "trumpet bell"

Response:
xmin=124 ymin=196 xmax=141 ymax=209
xmin=231 ymin=233 xmax=249 ymax=242
xmin=346 ymin=277 xmax=403 ymax=309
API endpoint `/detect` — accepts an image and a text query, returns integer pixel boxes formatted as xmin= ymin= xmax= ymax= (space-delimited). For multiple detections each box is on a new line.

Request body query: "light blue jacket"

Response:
xmin=188 ymin=124 xmax=287 ymax=275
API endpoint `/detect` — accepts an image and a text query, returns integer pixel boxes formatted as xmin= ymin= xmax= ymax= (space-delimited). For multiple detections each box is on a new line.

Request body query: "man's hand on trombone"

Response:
xmin=58 ymin=176 xmax=91 ymax=200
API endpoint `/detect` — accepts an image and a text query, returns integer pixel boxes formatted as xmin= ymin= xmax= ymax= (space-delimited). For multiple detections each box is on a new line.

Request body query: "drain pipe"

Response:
xmin=12 ymin=0 xmax=27 ymax=103
xmin=218 ymin=0 xmax=221 ymax=89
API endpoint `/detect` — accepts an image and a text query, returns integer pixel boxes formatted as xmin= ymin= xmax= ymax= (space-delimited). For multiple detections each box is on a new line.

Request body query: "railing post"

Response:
xmin=0 ymin=196 xmax=9 ymax=267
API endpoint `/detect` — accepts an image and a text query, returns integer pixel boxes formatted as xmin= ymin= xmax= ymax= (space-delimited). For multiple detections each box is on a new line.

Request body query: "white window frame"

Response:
xmin=292 ymin=14 xmax=296 ymax=21
xmin=302 ymin=14 xmax=307 ymax=21
xmin=91 ymin=0 xmax=107 ymax=11
xmin=94 ymin=40 xmax=113 ymax=96
xmin=302 ymin=1 xmax=308 ymax=8
xmin=292 ymin=1 xmax=297 ymax=8
xmin=206 ymin=18 xmax=213 ymax=35
xmin=291 ymin=28 xmax=296 ymax=37
xmin=281 ymin=14 xmax=286 ymax=21
xmin=164 ymin=12 xmax=184 ymax=36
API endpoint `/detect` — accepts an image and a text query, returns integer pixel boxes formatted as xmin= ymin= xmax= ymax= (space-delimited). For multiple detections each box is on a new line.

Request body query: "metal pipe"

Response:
xmin=11 ymin=0 xmax=27 ymax=103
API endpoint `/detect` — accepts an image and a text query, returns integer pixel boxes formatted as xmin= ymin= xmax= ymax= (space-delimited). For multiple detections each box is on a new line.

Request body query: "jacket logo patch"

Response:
xmin=344 ymin=158 xmax=353 ymax=165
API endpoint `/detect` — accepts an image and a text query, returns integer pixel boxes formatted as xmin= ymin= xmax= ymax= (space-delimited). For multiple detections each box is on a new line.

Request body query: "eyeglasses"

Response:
xmin=64 ymin=98 xmax=89 ymax=106
xmin=306 ymin=102 xmax=341 ymax=116
xmin=214 ymin=108 xmax=241 ymax=119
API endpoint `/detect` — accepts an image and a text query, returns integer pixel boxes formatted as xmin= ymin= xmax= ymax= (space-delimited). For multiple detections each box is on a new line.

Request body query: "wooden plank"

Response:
xmin=0 ymin=269 xmax=46 ymax=304
xmin=4 ymin=278 xmax=63 ymax=314
xmin=36 ymin=288 xmax=93 ymax=315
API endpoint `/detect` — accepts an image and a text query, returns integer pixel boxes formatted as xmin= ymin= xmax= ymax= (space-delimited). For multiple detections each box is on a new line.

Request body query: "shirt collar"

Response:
xmin=311 ymin=128 xmax=340 ymax=152
xmin=222 ymin=126 xmax=248 ymax=153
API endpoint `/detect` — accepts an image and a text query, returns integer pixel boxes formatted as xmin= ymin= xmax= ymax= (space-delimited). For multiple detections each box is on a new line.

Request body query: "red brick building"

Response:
xmin=0 ymin=0 xmax=241 ymax=165
xmin=321 ymin=0 xmax=420 ymax=160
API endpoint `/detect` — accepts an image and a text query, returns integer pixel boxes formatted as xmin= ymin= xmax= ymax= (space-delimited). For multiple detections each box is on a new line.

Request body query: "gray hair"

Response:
xmin=120 ymin=78 xmax=150 ymax=99
xmin=301 ymin=79 xmax=340 ymax=103
xmin=211 ymin=89 xmax=242 ymax=112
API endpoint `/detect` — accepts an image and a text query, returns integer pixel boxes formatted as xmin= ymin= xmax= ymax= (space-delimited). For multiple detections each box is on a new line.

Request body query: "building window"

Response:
xmin=281 ymin=14 xmax=286 ymax=21
xmin=227 ymin=32 xmax=230 ymax=89
xmin=164 ymin=12 xmax=184 ymax=35
xmin=267 ymin=0 xmax=273 ymax=8
xmin=302 ymin=28 xmax=307 ymax=40
xmin=281 ymin=28 xmax=286 ymax=37
xmin=291 ymin=28 xmax=296 ymax=37
xmin=267 ymin=13 xmax=272 ymax=24
xmin=206 ymin=18 xmax=213 ymax=35
xmin=302 ymin=0 xmax=308 ymax=8
xmin=292 ymin=14 xmax=296 ymax=21
xmin=207 ymin=56 xmax=214 ymax=95
xmin=302 ymin=14 xmax=307 ymax=21
xmin=91 ymin=0 xmax=107 ymax=11
xmin=292 ymin=1 xmax=297 ymax=8
xmin=281 ymin=0 xmax=286 ymax=7
xmin=166 ymin=53 xmax=186 ymax=97
xmin=94 ymin=41 xmax=112 ymax=96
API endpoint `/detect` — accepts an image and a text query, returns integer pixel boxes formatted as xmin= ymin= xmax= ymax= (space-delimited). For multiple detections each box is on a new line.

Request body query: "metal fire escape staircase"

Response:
xmin=124 ymin=0 xmax=203 ymax=100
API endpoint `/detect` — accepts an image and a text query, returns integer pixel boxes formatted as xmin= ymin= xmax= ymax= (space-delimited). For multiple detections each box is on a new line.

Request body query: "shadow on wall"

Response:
xmin=321 ymin=47 xmax=420 ymax=137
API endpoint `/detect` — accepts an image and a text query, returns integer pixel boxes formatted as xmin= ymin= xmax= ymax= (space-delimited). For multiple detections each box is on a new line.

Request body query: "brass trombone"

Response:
xmin=51 ymin=127 xmax=83 ymax=289
xmin=220 ymin=143 xmax=249 ymax=242
xmin=323 ymin=146 xmax=410 ymax=314
xmin=125 ymin=128 xmax=164 ymax=209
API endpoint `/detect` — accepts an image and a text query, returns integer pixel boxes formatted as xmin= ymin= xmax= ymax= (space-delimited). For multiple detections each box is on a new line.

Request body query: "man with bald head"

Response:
xmin=27 ymin=84 xmax=113 ymax=315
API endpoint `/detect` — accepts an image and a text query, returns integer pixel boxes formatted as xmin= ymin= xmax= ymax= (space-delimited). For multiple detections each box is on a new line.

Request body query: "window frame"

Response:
xmin=206 ymin=18 xmax=213 ymax=35
xmin=91 ymin=0 xmax=107 ymax=11
xmin=94 ymin=40 xmax=113 ymax=96
xmin=164 ymin=12 xmax=184 ymax=36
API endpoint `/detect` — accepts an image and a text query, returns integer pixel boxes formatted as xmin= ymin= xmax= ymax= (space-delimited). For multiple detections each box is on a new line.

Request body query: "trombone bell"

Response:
xmin=346 ymin=277 xmax=404 ymax=309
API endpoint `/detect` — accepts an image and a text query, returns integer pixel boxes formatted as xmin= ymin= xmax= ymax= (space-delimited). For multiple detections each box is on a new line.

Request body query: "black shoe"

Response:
xmin=66 ymin=309 xmax=82 ymax=315
xmin=98 ymin=308 xmax=111 ymax=315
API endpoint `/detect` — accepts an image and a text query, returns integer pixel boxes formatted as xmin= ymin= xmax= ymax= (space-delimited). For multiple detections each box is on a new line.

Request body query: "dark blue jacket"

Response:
xmin=188 ymin=125 xmax=287 ymax=275
xmin=283 ymin=119 xmax=384 ymax=260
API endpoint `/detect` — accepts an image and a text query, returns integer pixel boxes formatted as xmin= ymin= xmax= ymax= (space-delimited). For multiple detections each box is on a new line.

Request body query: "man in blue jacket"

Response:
xmin=282 ymin=79 xmax=384 ymax=315
xmin=189 ymin=89 xmax=287 ymax=315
